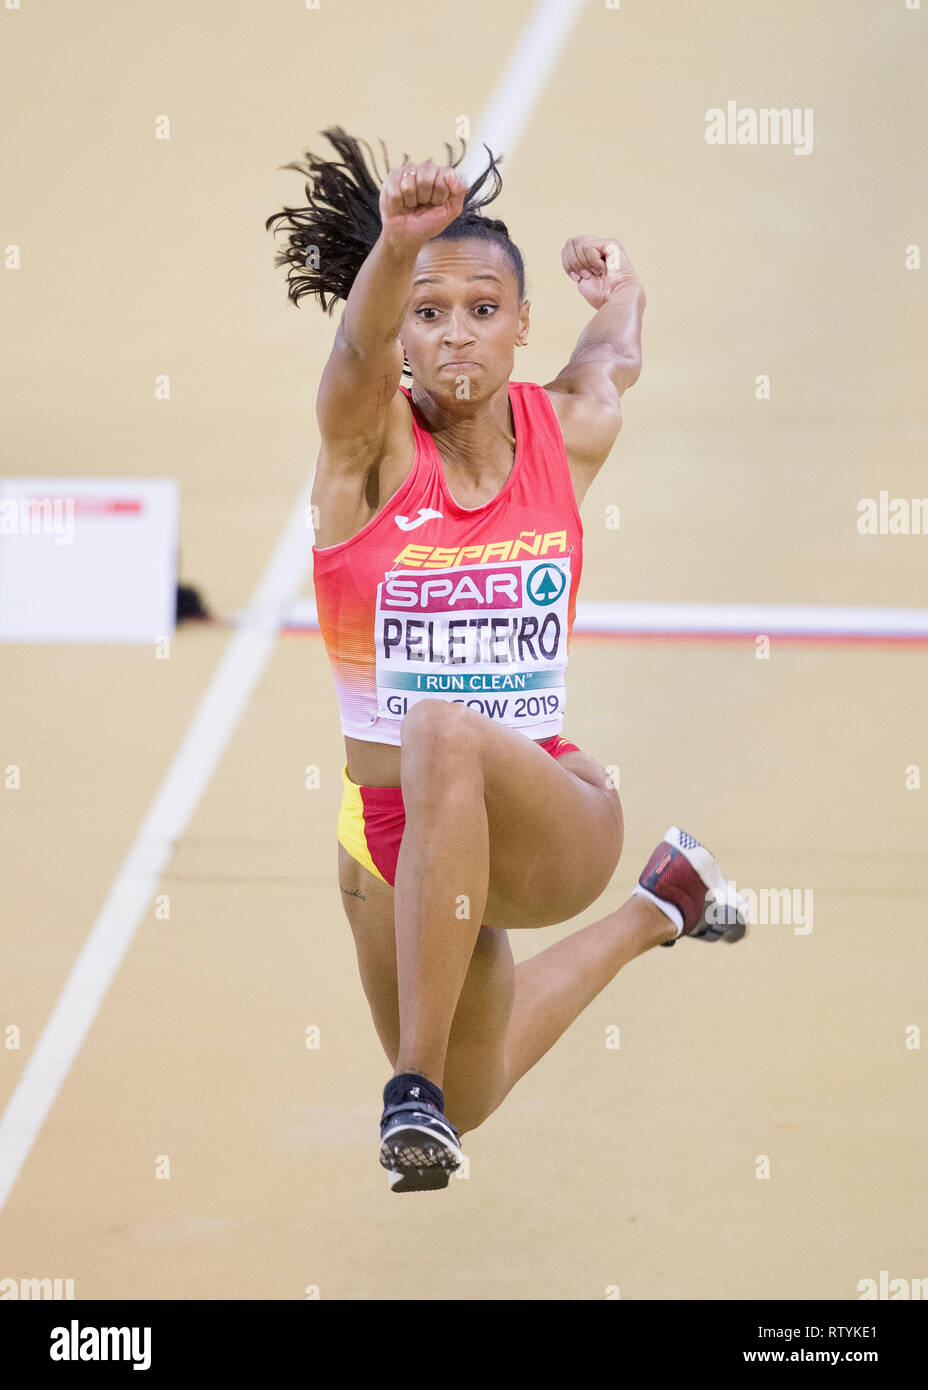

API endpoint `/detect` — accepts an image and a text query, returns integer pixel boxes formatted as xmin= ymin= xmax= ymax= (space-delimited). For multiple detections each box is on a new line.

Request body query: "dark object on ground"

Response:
xmin=176 ymin=583 xmax=212 ymax=622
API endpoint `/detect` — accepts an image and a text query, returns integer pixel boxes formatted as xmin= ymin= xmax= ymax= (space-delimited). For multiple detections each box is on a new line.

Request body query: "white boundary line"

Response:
xmin=0 ymin=0 xmax=586 ymax=1215
xmin=457 ymin=0 xmax=590 ymax=182
xmin=0 ymin=480 xmax=315 ymax=1213
xmin=276 ymin=596 xmax=928 ymax=640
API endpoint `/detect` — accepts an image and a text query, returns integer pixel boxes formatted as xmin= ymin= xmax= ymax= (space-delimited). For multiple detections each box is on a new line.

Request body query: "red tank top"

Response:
xmin=312 ymin=380 xmax=583 ymax=745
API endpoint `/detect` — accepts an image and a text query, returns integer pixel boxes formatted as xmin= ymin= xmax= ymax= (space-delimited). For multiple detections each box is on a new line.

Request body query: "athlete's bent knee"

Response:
xmin=400 ymin=698 xmax=483 ymax=763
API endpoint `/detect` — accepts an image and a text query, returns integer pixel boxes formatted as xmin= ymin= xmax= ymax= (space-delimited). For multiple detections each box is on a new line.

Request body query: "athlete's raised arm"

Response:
xmin=552 ymin=235 xmax=645 ymax=395
xmin=544 ymin=237 xmax=646 ymax=479
xmin=315 ymin=160 xmax=467 ymax=463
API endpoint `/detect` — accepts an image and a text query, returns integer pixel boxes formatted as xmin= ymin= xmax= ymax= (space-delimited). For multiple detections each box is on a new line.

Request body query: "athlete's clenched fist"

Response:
xmin=562 ymin=236 xmax=643 ymax=311
xmin=380 ymin=159 xmax=468 ymax=251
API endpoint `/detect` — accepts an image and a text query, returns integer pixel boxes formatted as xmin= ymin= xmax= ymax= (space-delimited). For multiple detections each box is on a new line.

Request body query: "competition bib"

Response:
xmin=375 ymin=557 xmax=571 ymax=732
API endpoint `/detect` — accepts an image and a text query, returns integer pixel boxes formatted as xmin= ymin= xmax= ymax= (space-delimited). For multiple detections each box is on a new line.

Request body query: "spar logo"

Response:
xmin=526 ymin=562 xmax=566 ymax=606
xmin=381 ymin=565 xmax=522 ymax=612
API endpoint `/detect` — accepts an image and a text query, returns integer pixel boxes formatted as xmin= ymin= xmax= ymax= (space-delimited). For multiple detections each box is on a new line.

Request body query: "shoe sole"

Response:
xmin=380 ymin=1123 xmax=463 ymax=1193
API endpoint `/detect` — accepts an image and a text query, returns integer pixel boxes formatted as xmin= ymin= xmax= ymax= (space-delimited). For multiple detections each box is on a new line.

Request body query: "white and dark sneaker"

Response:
xmin=379 ymin=1100 xmax=463 ymax=1192
xmin=637 ymin=826 xmax=750 ymax=945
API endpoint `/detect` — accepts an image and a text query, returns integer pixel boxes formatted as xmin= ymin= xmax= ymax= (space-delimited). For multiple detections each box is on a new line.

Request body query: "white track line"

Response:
xmin=457 ymin=0 xmax=590 ymax=181
xmin=276 ymin=596 xmax=928 ymax=640
xmin=574 ymin=600 xmax=928 ymax=638
xmin=0 ymin=0 xmax=584 ymax=1215
xmin=0 ymin=477 xmax=313 ymax=1212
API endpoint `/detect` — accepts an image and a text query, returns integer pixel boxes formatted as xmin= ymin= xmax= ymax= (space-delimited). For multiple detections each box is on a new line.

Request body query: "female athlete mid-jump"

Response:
xmin=267 ymin=128 xmax=748 ymax=1193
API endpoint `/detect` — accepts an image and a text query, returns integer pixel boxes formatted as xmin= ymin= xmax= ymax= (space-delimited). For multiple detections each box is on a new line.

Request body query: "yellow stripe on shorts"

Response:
xmin=336 ymin=763 xmax=390 ymax=884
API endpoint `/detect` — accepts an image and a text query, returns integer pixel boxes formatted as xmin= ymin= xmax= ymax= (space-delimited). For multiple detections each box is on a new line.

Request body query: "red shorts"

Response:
xmin=336 ymin=733 xmax=581 ymax=914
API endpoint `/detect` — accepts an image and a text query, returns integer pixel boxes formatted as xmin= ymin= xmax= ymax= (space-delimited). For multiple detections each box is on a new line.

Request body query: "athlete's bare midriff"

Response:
xmin=345 ymin=732 xmax=557 ymax=788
